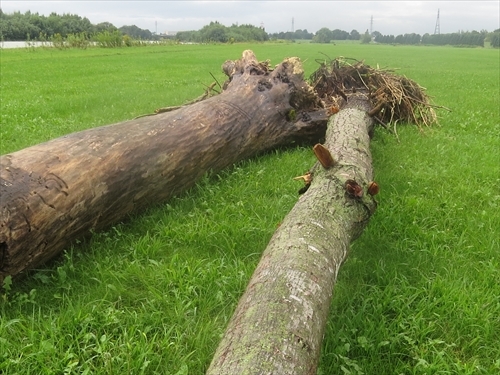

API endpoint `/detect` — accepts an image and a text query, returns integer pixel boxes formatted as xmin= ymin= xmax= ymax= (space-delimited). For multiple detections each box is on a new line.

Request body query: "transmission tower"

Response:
xmin=370 ymin=15 xmax=373 ymax=35
xmin=292 ymin=17 xmax=294 ymax=33
xmin=434 ymin=9 xmax=440 ymax=35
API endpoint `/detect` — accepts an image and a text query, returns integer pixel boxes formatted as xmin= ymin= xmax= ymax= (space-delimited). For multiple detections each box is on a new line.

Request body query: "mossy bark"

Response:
xmin=0 ymin=50 xmax=327 ymax=281
xmin=207 ymin=94 xmax=377 ymax=374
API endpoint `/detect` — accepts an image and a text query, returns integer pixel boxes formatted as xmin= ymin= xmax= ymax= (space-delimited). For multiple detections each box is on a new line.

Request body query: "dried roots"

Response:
xmin=310 ymin=56 xmax=445 ymax=129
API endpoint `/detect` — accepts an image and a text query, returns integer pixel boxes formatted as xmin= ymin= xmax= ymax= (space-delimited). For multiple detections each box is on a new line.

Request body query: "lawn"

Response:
xmin=1 ymin=42 xmax=499 ymax=374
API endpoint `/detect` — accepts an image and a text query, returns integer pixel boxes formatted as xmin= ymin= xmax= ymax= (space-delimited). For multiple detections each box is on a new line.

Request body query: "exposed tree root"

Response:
xmin=310 ymin=56 xmax=449 ymax=129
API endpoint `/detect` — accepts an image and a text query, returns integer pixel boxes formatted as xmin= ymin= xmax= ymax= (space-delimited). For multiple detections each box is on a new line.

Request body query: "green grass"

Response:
xmin=1 ymin=43 xmax=499 ymax=374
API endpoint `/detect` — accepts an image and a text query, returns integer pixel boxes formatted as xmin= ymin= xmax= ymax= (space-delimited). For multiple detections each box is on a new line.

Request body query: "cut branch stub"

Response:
xmin=293 ymin=172 xmax=313 ymax=195
xmin=367 ymin=181 xmax=380 ymax=196
xmin=313 ymin=143 xmax=336 ymax=169
xmin=345 ymin=179 xmax=364 ymax=198
xmin=293 ymin=172 xmax=313 ymax=185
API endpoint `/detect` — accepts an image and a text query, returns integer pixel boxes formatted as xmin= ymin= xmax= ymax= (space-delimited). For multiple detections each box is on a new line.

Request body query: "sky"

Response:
xmin=2 ymin=1 xmax=499 ymax=36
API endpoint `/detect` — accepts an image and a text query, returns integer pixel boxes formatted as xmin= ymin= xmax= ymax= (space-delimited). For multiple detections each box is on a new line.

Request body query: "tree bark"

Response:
xmin=207 ymin=94 xmax=377 ymax=374
xmin=0 ymin=50 xmax=327 ymax=281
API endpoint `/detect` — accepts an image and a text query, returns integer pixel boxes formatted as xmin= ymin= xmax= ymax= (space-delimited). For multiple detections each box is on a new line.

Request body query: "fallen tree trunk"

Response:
xmin=207 ymin=57 xmax=440 ymax=373
xmin=0 ymin=50 xmax=327 ymax=281
xmin=207 ymin=94 xmax=377 ymax=374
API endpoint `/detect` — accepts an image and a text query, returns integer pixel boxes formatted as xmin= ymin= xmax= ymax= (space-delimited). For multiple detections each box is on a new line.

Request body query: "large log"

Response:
xmin=207 ymin=57 xmax=440 ymax=373
xmin=207 ymin=94 xmax=377 ymax=374
xmin=0 ymin=50 xmax=327 ymax=281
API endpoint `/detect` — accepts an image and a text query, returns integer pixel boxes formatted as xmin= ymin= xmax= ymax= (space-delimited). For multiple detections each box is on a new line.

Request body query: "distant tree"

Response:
xmin=4 ymin=11 xmax=41 ymax=40
xmin=349 ymin=29 xmax=360 ymax=40
xmin=200 ymin=21 xmax=227 ymax=43
xmin=372 ymin=31 xmax=382 ymax=40
xmin=231 ymin=23 xmax=268 ymax=42
xmin=374 ymin=33 xmax=381 ymax=43
xmin=294 ymin=29 xmax=313 ymax=40
xmin=405 ymin=33 xmax=421 ymax=44
xmin=313 ymin=27 xmax=334 ymax=43
xmin=331 ymin=28 xmax=349 ymax=40
xmin=119 ymin=25 xmax=153 ymax=40
xmin=95 ymin=22 xmax=117 ymax=33
xmin=276 ymin=31 xmax=295 ymax=40
xmin=361 ymin=29 xmax=371 ymax=44
xmin=490 ymin=32 xmax=500 ymax=48
xmin=177 ymin=22 xmax=268 ymax=43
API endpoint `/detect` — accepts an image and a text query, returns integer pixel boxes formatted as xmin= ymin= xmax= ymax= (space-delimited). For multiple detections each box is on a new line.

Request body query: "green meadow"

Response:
xmin=1 ymin=43 xmax=499 ymax=374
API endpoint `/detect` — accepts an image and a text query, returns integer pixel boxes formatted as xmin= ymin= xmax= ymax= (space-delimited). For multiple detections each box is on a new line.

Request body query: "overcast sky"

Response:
xmin=2 ymin=1 xmax=499 ymax=35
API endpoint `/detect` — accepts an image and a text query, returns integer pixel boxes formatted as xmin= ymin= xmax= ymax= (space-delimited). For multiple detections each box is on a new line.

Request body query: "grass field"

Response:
xmin=1 ymin=42 xmax=499 ymax=374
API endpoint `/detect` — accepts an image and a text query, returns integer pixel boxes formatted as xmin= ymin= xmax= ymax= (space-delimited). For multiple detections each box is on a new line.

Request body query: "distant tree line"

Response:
xmin=1 ymin=9 xmax=92 ymax=40
xmin=176 ymin=21 xmax=268 ymax=43
xmin=1 ymin=9 xmax=498 ymax=48
xmin=373 ymin=30 xmax=497 ymax=47
xmin=0 ymin=9 xmax=154 ymax=41
xmin=268 ymin=29 xmax=315 ymax=40
xmin=310 ymin=27 xmax=361 ymax=43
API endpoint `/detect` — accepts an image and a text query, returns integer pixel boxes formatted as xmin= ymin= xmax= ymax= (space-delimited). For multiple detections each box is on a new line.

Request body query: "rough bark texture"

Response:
xmin=0 ymin=50 xmax=327 ymax=281
xmin=207 ymin=94 xmax=377 ymax=374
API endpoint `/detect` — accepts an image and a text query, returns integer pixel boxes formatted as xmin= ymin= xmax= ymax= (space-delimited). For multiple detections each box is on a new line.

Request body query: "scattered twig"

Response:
xmin=209 ymin=72 xmax=223 ymax=92
xmin=133 ymin=81 xmax=219 ymax=119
